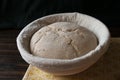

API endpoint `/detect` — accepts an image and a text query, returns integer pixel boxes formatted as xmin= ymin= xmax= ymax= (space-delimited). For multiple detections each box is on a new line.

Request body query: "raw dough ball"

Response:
xmin=30 ymin=22 xmax=97 ymax=59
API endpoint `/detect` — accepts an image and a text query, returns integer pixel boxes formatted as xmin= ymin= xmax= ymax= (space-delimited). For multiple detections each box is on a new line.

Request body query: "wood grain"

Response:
xmin=0 ymin=30 xmax=28 ymax=80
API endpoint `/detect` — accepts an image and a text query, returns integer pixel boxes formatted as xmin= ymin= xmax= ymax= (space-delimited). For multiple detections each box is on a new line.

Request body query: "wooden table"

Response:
xmin=0 ymin=30 xmax=28 ymax=80
xmin=0 ymin=27 xmax=120 ymax=80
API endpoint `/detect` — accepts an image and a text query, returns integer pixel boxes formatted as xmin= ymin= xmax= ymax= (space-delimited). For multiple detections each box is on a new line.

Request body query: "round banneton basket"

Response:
xmin=17 ymin=12 xmax=110 ymax=75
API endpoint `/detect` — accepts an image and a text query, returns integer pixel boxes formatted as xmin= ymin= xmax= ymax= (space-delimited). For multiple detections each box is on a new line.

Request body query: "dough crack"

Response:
xmin=70 ymin=39 xmax=79 ymax=57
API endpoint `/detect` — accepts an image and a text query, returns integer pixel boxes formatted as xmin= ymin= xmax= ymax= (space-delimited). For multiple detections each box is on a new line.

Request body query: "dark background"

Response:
xmin=0 ymin=0 xmax=120 ymax=29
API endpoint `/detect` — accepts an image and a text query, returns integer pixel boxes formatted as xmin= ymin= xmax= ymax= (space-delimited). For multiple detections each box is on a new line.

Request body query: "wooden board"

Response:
xmin=23 ymin=38 xmax=120 ymax=80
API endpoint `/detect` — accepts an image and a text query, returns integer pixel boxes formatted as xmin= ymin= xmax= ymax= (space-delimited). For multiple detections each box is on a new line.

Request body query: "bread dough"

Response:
xmin=30 ymin=22 xmax=97 ymax=59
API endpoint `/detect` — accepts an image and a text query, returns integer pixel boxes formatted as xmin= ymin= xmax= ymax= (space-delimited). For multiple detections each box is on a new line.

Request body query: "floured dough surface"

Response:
xmin=30 ymin=22 xmax=97 ymax=59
